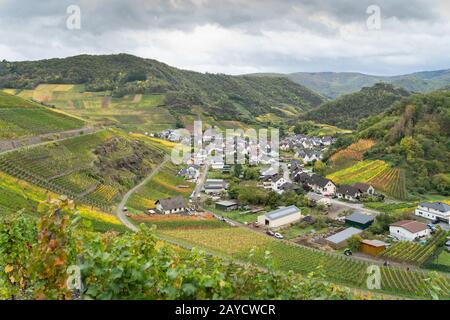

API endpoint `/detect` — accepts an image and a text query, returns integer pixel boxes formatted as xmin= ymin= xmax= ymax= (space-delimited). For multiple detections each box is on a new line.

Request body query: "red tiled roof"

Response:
xmin=390 ymin=220 xmax=428 ymax=233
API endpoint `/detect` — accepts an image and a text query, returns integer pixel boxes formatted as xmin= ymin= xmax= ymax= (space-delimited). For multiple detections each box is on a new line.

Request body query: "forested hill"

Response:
xmin=357 ymin=90 xmax=450 ymax=195
xmin=300 ymin=83 xmax=410 ymax=130
xmin=249 ymin=69 xmax=450 ymax=99
xmin=0 ymin=54 xmax=325 ymax=123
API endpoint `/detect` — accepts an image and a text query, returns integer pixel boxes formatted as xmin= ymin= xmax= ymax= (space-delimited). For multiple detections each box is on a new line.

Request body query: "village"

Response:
xmin=136 ymin=129 xmax=450 ymax=265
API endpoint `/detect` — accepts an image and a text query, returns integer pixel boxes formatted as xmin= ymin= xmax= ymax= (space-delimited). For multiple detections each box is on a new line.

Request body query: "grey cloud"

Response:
xmin=0 ymin=0 xmax=448 ymax=76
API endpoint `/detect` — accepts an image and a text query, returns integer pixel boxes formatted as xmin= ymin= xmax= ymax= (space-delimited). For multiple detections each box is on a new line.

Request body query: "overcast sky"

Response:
xmin=1 ymin=0 xmax=450 ymax=75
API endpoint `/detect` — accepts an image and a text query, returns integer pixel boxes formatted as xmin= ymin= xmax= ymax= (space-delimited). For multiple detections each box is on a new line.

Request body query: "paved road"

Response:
xmin=116 ymin=156 xmax=170 ymax=232
xmin=192 ymin=163 xmax=209 ymax=198
xmin=280 ymin=162 xmax=292 ymax=183
xmin=307 ymin=192 xmax=380 ymax=216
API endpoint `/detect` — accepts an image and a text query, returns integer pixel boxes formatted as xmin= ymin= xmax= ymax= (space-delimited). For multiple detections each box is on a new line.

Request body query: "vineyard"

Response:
xmin=0 ymin=129 xmax=163 ymax=211
xmin=127 ymin=161 xmax=194 ymax=212
xmin=327 ymin=160 xmax=407 ymax=199
xmin=330 ymin=139 xmax=376 ymax=167
xmin=133 ymin=214 xmax=225 ymax=230
xmin=8 ymin=84 xmax=176 ymax=132
xmin=368 ymin=167 xmax=406 ymax=200
xmin=0 ymin=171 xmax=122 ymax=231
xmin=0 ymin=91 xmax=85 ymax=139
xmin=160 ymin=226 xmax=450 ymax=298
xmin=380 ymin=230 xmax=447 ymax=265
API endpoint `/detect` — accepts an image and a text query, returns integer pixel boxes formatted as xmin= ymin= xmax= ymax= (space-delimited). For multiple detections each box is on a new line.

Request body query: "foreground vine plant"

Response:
xmin=16 ymin=198 xmax=445 ymax=300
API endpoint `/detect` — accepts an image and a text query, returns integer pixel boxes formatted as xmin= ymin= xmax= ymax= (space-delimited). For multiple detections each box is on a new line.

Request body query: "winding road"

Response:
xmin=116 ymin=155 xmax=171 ymax=232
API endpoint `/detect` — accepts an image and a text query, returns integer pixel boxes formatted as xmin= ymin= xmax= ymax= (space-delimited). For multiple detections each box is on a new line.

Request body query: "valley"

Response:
xmin=0 ymin=54 xmax=449 ymax=300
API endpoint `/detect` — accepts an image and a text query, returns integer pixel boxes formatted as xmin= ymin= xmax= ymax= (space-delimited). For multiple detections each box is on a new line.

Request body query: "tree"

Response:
xmin=243 ymin=167 xmax=259 ymax=180
xmin=313 ymin=160 xmax=327 ymax=175
xmin=347 ymin=235 xmax=363 ymax=252
xmin=293 ymin=121 xmax=315 ymax=135
xmin=232 ymin=164 xmax=243 ymax=178
xmin=266 ymin=191 xmax=281 ymax=209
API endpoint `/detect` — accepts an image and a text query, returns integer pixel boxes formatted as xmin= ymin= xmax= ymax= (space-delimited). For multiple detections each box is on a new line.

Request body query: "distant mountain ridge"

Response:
xmin=0 ymin=54 xmax=325 ymax=124
xmin=249 ymin=69 xmax=450 ymax=99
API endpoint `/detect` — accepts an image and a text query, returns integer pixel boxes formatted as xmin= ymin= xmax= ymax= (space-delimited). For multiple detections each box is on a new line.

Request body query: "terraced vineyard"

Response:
xmin=0 ymin=171 xmax=123 ymax=232
xmin=327 ymin=160 xmax=407 ymax=199
xmin=0 ymin=129 xmax=164 ymax=211
xmin=0 ymin=91 xmax=85 ymax=139
xmin=327 ymin=160 xmax=388 ymax=185
xmin=368 ymin=167 xmax=406 ymax=200
xmin=380 ymin=230 xmax=447 ymax=265
xmin=160 ymin=226 xmax=450 ymax=298
xmin=329 ymin=139 xmax=376 ymax=168
xmin=8 ymin=84 xmax=176 ymax=132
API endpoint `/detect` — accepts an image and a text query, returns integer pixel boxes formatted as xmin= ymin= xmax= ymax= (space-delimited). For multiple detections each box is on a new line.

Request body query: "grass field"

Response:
xmin=327 ymin=160 xmax=407 ymax=200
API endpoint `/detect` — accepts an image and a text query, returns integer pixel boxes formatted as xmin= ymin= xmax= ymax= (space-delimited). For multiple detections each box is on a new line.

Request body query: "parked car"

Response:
xmin=274 ymin=233 xmax=284 ymax=239
xmin=266 ymin=230 xmax=275 ymax=237
xmin=344 ymin=249 xmax=352 ymax=256
xmin=431 ymin=219 xmax=440 ymax=224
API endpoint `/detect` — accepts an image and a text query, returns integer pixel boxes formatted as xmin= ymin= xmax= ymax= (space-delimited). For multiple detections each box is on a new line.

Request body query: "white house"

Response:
xmin=155 ymin=196 xmax=187 ymax=214
xmin=261 ymin=174 xmax=284 ymax=190
xmin=272 ymin=176 xmax=288 ymax=193
xmin=353 ymin=182 xmax=375 ymax=196
xmin=257 ymin=205 xmax=302 ymax=228
xmin=336 ymin=185 xmax=361 ymax=202
xmin=389 ymin=220 xmax=431 ymax=241
xmin=309 ymin=175 xmax=336 ymax=196
xmin=211 ymin=159 xmax=225 ymax=170
xmin=415 ymin=202 xmax=450 ymax=224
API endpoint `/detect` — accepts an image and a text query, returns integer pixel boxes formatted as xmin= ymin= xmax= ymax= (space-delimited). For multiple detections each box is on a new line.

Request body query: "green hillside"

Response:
xmin=250 ymin=69 xmax=450 ymax=99
xmin=351 ymin=89 xmax=450 ymax=197
xmin=300 ymin=83 xmax=410 ymax=130
xmin=0 ymin=54 xmax=325 ymax=125
xmin=0 ymin=91 xmax=85 ymax=139
xmin=0 ymin=129 xmax=165 ymax=211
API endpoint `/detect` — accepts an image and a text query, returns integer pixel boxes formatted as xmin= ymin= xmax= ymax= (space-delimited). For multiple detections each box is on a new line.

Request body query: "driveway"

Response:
xmin=307 ymin=192 xmax=380 ymax=217
xmin=280 ymin=162 xmax=292 ymax=183
xmin=192 ymin=163 xmax=209 ymax=198
xmin=116 ymin=156 xmax=170 ymax=232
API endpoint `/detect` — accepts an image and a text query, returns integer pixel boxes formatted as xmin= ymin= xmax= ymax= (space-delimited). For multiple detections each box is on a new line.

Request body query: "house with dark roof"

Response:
xmin=279 ymin=182 xmax=300 ymax=194
xmin=353 ymin=182 xmax=375 ymax=195
xmin=308 ymin=174 xmax=336 ymax=196
xmin=415 ymin=202 xmax=450 ymax=224
xmin=345 ymin=212 xmax=374 ymax=229
xmin=155 ymin=196 xmax=187 ymax=214
xmin=293 ymin=172 xmax=311 ymax=184
xmin=389 ymin=220 xmax=431 ymax=241
xmin=336 ymin=185 xmax=361 ymax=202
xmin=257 ymin=205 xmax=302 ymax=228
xmin=203 ymin=179 xmax=227 ymax=194
xmin=215 ymin=200 xmax=238 ymax=212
